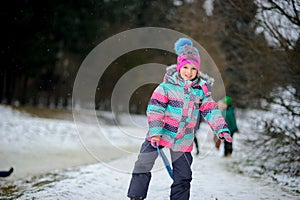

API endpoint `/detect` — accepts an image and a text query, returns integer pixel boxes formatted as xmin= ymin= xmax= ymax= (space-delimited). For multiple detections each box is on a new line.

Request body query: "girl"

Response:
xmin=127 ymin=38 xmax=232 ymax=200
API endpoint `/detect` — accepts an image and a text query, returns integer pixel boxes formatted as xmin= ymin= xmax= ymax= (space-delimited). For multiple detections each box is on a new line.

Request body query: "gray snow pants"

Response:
xmin=127 ymin=139 xmax=193 ymax=200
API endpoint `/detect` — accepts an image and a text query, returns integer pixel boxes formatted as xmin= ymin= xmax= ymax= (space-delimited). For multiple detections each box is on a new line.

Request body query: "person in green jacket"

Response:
xmin=218 ymin=96 xmax=238 ymax=157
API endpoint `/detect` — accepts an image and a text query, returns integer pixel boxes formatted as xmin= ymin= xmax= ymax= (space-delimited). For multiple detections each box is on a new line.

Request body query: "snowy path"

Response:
xmin=11 ymin=150 xmax=298 ymax=200
xmin=0 ymin=105 xmax=299 ymax=199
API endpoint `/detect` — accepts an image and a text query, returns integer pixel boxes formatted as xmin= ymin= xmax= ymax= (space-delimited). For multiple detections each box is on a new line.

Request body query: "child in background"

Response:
xmin=127 ymin=38 xmax=232 ymax=200
xmin=217 ymin=96 xmax=238 ymax=157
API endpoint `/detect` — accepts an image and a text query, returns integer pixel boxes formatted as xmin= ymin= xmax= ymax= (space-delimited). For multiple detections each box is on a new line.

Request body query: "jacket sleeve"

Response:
xmin=146 ymin=84 xmax=168 ymax=137
xmin=200 ymin=94 xmax=230 ymax=137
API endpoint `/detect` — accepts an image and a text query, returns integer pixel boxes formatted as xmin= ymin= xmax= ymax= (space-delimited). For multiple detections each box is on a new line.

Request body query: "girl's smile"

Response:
xmin=179 ymin=64 xmax=198 ymax=81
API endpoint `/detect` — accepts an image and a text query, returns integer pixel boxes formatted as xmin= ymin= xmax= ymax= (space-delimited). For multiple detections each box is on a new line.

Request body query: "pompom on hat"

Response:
xmin=174 ymin=38 xmax=200 ymax=72
xmin=222 ymin=96 xmax=232 ymax=105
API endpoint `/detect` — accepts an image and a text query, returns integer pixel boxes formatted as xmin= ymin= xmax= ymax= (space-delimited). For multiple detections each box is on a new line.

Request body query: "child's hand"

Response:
xmin=151 ymin=135 xmax=161 ymax=147
xmin=219 ymin=132 xmax=232 ymax=142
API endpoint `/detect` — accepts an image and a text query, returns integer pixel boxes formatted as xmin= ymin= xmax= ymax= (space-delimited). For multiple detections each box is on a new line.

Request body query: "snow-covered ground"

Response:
xmin=0 ymin=105 xmax=143 ymax=181
xmin=0 ymin=105 xmax=299 ymax=199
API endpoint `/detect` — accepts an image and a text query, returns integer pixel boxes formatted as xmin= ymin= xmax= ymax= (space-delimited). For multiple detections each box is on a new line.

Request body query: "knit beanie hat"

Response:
xmin=174 ymin=38 xmax=200 ymax=72
xmin=222 ymin=96 xmax=232 ymax=105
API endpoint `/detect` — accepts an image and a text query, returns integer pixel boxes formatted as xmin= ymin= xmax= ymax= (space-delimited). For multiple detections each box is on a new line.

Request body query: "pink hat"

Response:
xmin=174 ymin=38 xmax=200 ymax=72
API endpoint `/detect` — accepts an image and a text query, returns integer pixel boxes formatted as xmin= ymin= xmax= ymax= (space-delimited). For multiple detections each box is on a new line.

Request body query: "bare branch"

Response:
xmin=267 ymin=0 xmax=300 ymax=26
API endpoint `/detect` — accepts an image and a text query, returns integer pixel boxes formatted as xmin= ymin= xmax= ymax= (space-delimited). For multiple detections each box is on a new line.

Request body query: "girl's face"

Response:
xmin=179 ymin=64 xmax=198 ymax=81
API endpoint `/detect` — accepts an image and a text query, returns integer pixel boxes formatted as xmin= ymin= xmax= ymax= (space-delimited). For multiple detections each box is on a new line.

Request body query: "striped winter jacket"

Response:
xmin=146 ymin=65 xmax=230 ymax=152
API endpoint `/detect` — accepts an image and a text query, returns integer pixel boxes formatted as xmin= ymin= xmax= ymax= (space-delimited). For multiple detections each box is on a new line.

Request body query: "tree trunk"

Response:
xmin=0 ymin=71 xmax=4 ymax=103
xmin=5 ymin=70 xmax=15 ymax=105
xmin=20 ymin=75 xmax=29 ymax=105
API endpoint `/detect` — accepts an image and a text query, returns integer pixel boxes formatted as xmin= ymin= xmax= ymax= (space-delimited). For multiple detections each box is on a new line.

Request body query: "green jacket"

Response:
xmin=221 ymin=105 xmax=238 ymax=135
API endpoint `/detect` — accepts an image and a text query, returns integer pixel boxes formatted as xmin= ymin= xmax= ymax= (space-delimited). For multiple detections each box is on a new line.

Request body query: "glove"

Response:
xmin=150 ymin=135 xmax=161 ymax=147
xmin=219 ymin=132 xmax=232 ymax=142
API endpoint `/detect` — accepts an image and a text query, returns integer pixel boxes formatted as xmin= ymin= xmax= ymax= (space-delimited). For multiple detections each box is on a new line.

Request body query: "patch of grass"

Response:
xmin=0 ymin=184 xmax=22 ymax=199
xmin=13 ymin=106 xmax=73 ymax=121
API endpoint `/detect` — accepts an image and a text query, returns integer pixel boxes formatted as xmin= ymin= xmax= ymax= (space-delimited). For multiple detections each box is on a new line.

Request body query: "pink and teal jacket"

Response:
xmin=146 ymin=65 xmax=229 ymax=152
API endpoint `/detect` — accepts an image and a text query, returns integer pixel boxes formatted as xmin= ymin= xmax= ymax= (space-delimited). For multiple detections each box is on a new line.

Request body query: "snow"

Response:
xmin=203 ymin=0 xmax=214 ymax=16
xmin=0 ymin=105 xmax=299 ymax=199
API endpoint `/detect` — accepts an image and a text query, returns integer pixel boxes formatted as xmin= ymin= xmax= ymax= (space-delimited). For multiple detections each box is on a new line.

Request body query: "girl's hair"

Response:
xmin=196 ymin=74 xmax=201 ymax=84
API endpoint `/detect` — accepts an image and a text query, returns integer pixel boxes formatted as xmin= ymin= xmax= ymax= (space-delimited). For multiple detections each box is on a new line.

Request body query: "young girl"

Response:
xmin=127 ymin=38 xmax=232 ymax=200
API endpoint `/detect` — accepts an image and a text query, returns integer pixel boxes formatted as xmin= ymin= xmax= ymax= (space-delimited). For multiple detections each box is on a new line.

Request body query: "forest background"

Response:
xmin=1 ymin=0 xmax=299 ymax=110
xmin=0 ymin=0 xmax=299 ymax=190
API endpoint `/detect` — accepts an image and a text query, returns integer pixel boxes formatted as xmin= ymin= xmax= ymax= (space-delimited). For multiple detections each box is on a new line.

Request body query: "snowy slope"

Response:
xmin=0 ymin=105 xmax=299 ymax=199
